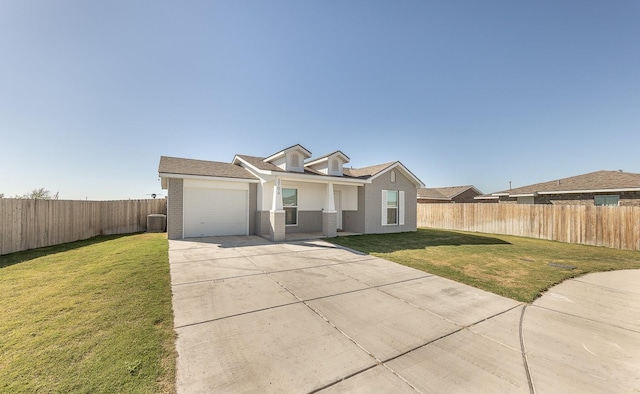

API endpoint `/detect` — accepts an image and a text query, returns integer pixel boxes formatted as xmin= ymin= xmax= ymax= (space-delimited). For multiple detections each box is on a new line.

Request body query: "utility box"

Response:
xmin=147 ymin=214 xmax=167 ymax=233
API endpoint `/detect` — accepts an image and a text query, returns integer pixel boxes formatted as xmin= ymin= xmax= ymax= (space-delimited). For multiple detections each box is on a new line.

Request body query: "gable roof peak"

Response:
xmin=305 ymin=150 xmax=350 ymax=166
xmin=263 ymin=144 xmax=312 ymax=163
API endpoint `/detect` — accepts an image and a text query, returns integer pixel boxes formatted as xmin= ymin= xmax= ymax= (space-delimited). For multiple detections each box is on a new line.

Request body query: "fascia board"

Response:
xmin=159 ymin=173 xmax=260 ymax=183
xmin=474 ymin=195 xmax=499 ymax=200
xmin=418 ymin=197 xmax=450 ymax=201
xmin=510 ymin=193 xmax=537 ymax=198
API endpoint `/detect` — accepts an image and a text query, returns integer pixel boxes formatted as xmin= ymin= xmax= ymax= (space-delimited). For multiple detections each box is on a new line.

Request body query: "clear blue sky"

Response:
xmin=1 ymin=1 xmax=638 ymax=200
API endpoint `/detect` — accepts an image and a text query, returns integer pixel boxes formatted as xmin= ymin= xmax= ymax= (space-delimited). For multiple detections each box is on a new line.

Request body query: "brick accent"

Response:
xmin=167 ymin=178 xmax=184 ymax=240
xmin=322 ymin=211 xmax=337 ymax=238
xmin=269 ymin=210 xmax=285 ymax=242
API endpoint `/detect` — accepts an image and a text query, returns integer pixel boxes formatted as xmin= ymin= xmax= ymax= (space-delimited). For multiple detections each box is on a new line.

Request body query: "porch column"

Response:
xmin=323 ymin=182 xmax=337 ymax=238
xmin=269 ymin=177 xmax=285 ymax=242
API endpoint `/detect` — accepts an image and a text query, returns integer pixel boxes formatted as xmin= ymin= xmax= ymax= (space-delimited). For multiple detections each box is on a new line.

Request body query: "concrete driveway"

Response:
xmin=168 ymin=236 xmax=640 ymax=393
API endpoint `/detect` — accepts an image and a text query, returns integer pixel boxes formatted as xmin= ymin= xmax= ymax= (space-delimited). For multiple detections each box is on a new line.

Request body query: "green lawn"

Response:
xmin=0 ymin=233 xmax=176 ymax=393
xmin=329 ymin=228 xmax=640 ymax=302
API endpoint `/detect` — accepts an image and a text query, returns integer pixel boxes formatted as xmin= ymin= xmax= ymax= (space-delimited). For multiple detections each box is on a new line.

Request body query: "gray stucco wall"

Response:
xmin=285 ymin=211 xmax=322 ymax=233
xmin=167 ymin=178 xmax=184 ymax=240
xmin=363 ymin=168 xmax=418 ymax=234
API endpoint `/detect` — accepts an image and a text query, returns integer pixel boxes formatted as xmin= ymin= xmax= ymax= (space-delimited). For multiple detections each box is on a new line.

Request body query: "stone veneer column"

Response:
xmin=269 ymin=210 xmax=285 ymax=242
xmin=322 ymin=211 xmax=337 ymax=238
xmin=269 ymin=176 xmax=286 ymax=241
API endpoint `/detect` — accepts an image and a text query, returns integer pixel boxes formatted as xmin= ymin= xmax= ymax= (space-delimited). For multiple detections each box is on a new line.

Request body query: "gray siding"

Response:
xmin=342 ymin=186 xmax=365 ymax=233
xmin=364 ymin=168 xmax=418 ymax=234
xmin=256 ymin=211 xmax=271 ymax=236
xmin=248 ymin=183 xmax=257 ymax=235
xmin=167 ymin=178 xmax=184 ymax=240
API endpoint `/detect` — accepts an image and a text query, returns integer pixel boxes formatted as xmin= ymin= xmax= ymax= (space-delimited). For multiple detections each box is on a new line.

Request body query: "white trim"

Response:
xmin=510 ymin=193 xmax=537 ymax=198
xmin=381 ymin=190 xmax=388 ymax=226
xmin=399 ymin=191 xmax=405 ymax=226
xmin=159 ymin=172 xmax=260 ymax=183
xmin=382 ymin=189 xmax=399 ymax=226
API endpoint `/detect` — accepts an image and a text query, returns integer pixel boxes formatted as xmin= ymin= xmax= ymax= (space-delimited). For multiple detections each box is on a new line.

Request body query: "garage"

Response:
xmin=183 ymin=186 xmax=248 ymax=238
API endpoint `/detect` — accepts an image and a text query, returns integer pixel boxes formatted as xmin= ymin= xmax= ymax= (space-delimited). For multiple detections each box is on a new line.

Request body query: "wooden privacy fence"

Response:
xmin=418 ymin=203 xmax=640 ymax=251
xmin=0 ymin=199 xmax=167 ymax=255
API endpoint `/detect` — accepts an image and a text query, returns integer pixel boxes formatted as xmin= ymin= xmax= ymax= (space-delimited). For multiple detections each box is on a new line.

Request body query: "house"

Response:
xmin=158 ymin=144 xmax=424 ymax=241
xmin=417 ymin=185 xmax=484 ymax=204
xmin=476 ymin=170 xmax=640 ymax=206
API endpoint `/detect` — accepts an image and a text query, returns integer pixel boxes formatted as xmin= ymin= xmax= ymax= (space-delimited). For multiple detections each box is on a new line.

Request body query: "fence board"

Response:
xmin=418 ymin=203 xmax=640 ymax=251
xmin=0 ymin=199 xmax=167 ymax=255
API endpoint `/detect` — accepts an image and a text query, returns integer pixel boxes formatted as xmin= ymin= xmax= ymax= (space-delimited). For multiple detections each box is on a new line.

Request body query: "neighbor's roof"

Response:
xmin=159 ymin=156 xmax=257 ymax=180
xmin=491 ymin=170 xmax=640 ymax=196
xmin=418 ymin=185 xmax=480 ymax=200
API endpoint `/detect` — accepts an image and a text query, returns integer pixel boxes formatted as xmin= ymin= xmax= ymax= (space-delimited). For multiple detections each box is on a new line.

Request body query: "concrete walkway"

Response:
xmin=168 ymin=236 xmax=640 ymax=393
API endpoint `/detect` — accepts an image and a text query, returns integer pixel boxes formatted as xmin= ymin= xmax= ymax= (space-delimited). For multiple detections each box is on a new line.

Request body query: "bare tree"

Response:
xmin=17 ymin=188 xmax=59 ymax=200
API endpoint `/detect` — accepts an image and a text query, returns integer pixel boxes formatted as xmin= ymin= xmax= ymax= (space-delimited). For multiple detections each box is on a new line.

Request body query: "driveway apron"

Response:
xmin=168 ymin=236 xmax=640 ymax=393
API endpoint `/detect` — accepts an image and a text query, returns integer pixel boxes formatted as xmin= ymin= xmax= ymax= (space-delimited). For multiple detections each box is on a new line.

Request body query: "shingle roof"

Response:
xmin=343 ymin=162 xmax=395 ymax=179
xmin=159 ymin=156 xmax=257 ymax=180
xmin=418 ymin=186 xmax=478 ymax=200
xmin=234 ymin=155 xmax=285 ymax=172
xmin=417 ymin=188 xmax=446 ymax=199
xmin=493 ymin=170 xmax=640 ymax=196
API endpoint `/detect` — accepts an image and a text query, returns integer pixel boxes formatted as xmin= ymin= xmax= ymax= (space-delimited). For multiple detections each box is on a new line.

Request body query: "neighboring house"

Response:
xmin=417 ymin=185 xmax=483 ymax=204
xmin=158 ymin=144 xmax=424 ymax=241
xmin=476 ymin=170 xmax=640 ymax=206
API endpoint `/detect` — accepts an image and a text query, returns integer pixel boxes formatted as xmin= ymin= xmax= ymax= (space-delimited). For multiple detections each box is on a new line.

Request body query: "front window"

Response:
xmin=594 ymin=195 xmax=619 ymax=206
xmin=282 ymin=188 xmax=298 ymax=225
xmin=386 ymin=190 xmax=398 ymax=225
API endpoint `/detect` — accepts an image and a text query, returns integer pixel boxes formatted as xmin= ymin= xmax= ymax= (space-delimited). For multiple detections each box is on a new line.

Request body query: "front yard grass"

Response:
xmin=0 ymin=233 xmax=176 ymax=393
xmin=329 ymin=228 xmax=640 ymax=303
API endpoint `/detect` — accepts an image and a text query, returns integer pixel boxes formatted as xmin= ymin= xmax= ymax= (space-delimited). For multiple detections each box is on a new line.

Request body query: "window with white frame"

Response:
xmin=382 ymin=190 xmax=405 ymax=226
xmin=594 ymin=195 xmax=619 ymax=206
xmin=282 ymin=188 xmax=298 ymax=225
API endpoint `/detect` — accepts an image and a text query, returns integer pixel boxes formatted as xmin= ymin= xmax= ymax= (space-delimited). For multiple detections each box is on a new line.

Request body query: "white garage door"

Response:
xmin=183 ymin=187 xmax=248 ymax=237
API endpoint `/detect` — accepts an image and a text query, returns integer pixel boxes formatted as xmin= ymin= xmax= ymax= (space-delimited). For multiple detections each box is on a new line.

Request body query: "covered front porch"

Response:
xmin=257 ymin=175 xmax=363 ymax=242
